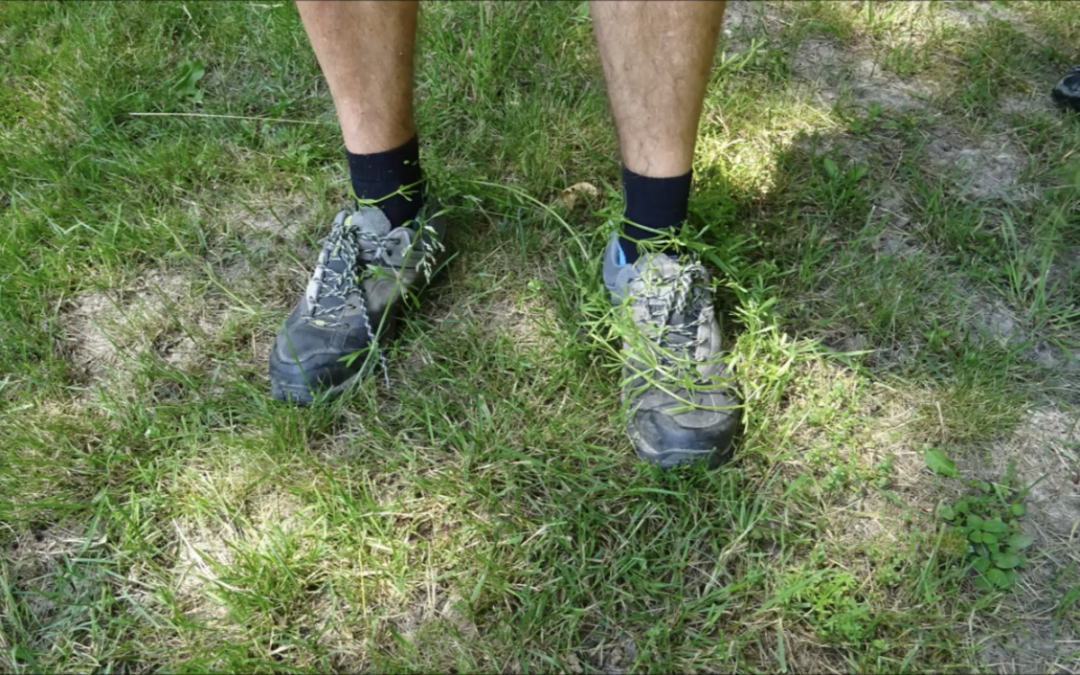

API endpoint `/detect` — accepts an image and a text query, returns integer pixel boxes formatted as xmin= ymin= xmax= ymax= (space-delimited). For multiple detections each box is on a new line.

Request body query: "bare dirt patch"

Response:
xmin=870 ymin=186 xmax=923 ymax=258
xmin=60 ymin=269 xmax=241 ymax=387
xmin=1000 ymin=93 xmax=1056 ymax=117
xmin=170 ymin=485 xmax=314 ymax=623
xmin=62 ymin=290 xmax=126 ymax=381
xmin=424 ymin=251 xmax=562 ymax=355
xmin=214 ymin=191 xmax=316 ymax=239
xmin=964 ymin=290 xmax=1026 ymax=345
xmin=389 ymin=590 xmax=478 ymax=645
xmin=958 ymin=287 xmax=1080 ymax=377
xmin=375 ymin=584 xmax=493 ymax=671
xmin=757 ymin=358 xmax=943 ymax=539
xmin=947 ymin=407 xmax=1080 ymax=550
xmin=941 ymin=1 xmax=1051 ymax=52
xmin=958 ymin=407 xmax=1080 ymax=674
xmin=5 ymin=520 xmax=100 ymax=570
xmin=979 ymin=632 xmax=1080 ymax=675
xmin=62 ymin=270 xmax=190 ymax=381
xmin=721 ymin=0 xmax=786 ymax=53
xmin=485 ymin=294 xmax=559 ymax=349
xmin=246 ymin=490 xmax=313 ymax=550
xmin=763 ymin=366 xmax=1080 ymax=674
xmin=2 ymin=521 xmax=114 ymax=635
xmin=923 ymin=129 xmax=1031 ymax=202
xmin=1005 ymin=408 xmax=1080 ymax=546
xmin=577 ymin=629 xmax=639 ymax=675
xmin=311 ymin=595 xmax=367 ymax=666
xmin=792 ymin=38 xmax=934 ymax=111
xmin=173 ymin=519 xmax=239 ymax=622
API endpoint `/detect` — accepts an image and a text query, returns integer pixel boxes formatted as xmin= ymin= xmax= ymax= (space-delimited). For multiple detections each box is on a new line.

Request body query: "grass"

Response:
xmin=3 ymin=0 xmax=1080 ymax=671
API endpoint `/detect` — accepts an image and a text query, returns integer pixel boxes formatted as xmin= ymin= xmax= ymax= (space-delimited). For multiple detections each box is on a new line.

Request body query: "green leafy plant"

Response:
xmin=171 ymin=59 xmax=205 ymax=102
xmin=925 ymin=448 xmax=1033 ymax=591
xmin=785 ymin=569 xmax=873 ymax=643
xmin=847 ymin=101 xmax=882 ymax=135
xmin=822 ymin=157 xmax=868 ymax=184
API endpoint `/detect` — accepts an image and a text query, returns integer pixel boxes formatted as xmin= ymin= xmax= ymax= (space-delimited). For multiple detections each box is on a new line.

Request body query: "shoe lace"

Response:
xmin=641 ymin=261 xmax=711 ymax=377
xmin=358 ymin=228 xmax=406 ymax=269
xmin=306 ymin=212 xmax=444 ymax=387
xmin=357 ymin=220 xmax=445 ymax=278
xmin=307 ymin=216 xmax=364 ymax=324
xmin=305 ymin=214 xmax=391 ymax=385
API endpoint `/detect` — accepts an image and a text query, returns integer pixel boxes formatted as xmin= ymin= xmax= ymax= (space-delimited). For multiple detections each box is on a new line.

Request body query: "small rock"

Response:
xmin=566 ymin=654 xmax=583 ymax=675
xmin=841 ymin=334 xmax=869 ymax=353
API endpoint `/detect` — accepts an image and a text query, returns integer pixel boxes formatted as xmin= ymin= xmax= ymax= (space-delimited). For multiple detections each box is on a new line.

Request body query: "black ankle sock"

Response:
xmin=346 ymin=135 xmax=425 ymax=228
xmin=619 ymin=165 xmax=692 ymax=264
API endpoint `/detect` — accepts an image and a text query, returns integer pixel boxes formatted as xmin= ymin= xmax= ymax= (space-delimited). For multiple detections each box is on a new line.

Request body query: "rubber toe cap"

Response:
xmin=628 ymin=389 xmax=741 ymax=469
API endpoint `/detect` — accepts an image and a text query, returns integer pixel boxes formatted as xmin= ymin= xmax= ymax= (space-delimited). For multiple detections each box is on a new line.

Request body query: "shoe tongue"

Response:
xmin=310 ymin=209 xmax=389 ymax=314
xmin=635 ymin=252 xmax=681 ymax=276
xmin=350 ymin=207 xmax=393 ymax=237
xmin=635 ymin=253 xmax=699 ymax=348
xmin=612 ymin=252 xmax=675 ymax=298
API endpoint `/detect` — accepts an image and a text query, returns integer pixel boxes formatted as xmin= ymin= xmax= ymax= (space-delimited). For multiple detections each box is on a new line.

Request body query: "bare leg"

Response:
xmin=296 ymin=1 xmax=418 ymax=154
xmin=270 ymin=2 xmax=440 ymax=405
xmin=591 ymin=1 xmax=725 ymax=178
xmin=593 ymin=2 xmax=741 ymax=470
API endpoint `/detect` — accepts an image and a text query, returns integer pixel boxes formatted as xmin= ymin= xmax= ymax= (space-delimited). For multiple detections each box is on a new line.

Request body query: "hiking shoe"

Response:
xmin=269 ymin=202 xmax=446 ymax=404
xmin=1052 ymin=65 xmax=1080 ymax=112
xmin=602 ymin=231 xmax=741 ymax=468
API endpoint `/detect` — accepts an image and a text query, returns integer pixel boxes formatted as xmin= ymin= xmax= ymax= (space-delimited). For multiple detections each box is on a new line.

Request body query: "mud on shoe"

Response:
xmin=269 ymin=202 xmax=446 ymax=404
xmin=602 ymin=231 xmax=741 ymax=469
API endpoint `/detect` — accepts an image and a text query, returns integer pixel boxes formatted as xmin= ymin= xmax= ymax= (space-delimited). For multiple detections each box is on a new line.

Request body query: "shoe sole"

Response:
xmin=269 ymin=360 xmax=373 ymax=406
xmin=632 ymin=439 xmax=730 ymax=470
